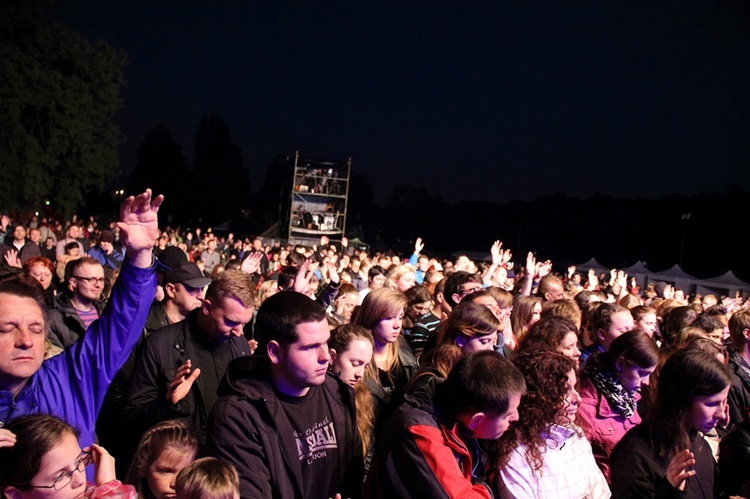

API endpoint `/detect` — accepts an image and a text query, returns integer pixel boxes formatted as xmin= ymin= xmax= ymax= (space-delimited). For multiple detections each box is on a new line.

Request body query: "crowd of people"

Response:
xmin=1 ymin=192 xmax=749 ymax=498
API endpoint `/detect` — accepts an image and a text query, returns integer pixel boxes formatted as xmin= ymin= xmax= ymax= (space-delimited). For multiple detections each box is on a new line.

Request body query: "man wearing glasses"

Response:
xmin=443 ymin=270 xmax=484 ymax=312
xmin=0 ymin=189 xmax=162 ymax=475
xmin=47 ymin=257 xmax=107 ymax=350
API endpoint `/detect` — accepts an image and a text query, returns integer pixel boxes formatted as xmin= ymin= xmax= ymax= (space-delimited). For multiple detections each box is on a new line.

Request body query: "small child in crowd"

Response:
xmin=125 ymin=420 xmax=198 ymax=499
xmin=175 ymin=457 xmax=240 ymax=499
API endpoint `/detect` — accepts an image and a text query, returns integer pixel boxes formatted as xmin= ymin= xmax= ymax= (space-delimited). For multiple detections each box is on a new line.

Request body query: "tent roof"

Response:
xmin=651 ymin=264 xmax=697 ymax=280
xmin=574 ymin=257 xmax=609 ymax=272
xmin=347 ymin=237 xmax=370 ymax=248
xmin=622 ymin=261 xmax=651 ymax=274
xmin=702 ymin=270 xmax=750 ymax=288
xmin=259 ymin=222 xmax=280 ymax=239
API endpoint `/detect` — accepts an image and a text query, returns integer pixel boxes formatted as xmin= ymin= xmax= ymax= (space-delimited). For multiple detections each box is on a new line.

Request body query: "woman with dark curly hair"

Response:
xmin=492 ymin=351 xmax=610 ymax=498
xmin=513 ymin=315 xmax=582 ymax=369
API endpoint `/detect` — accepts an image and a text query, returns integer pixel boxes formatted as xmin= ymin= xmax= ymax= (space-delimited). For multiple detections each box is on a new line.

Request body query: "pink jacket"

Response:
xmin=577 ymin=377 xmax=642 ymax=482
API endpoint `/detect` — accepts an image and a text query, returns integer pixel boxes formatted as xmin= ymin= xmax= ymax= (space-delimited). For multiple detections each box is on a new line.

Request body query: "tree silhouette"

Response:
xmin=256 ymin=154 xmax=294 ymax=237
xmin=128 ymin=124 xmax=191 ymax=224
xmin=346 ymin=173 xmax=378 ymax=240
xmin=0 ymin=2 xmax=125 ymax=217
xmin=193 ymin=114 xmax=251 ymax=226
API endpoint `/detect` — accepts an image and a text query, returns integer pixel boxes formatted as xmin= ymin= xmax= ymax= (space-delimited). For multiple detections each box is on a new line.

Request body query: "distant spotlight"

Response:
xmin=45 ymin=200 xmax=50 ymax=206
xmin=35 ymin=211 xmax=39 ymax=216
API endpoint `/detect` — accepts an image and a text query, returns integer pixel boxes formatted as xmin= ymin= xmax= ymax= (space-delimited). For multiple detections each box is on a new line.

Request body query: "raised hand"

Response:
xmin=326 ymin=261 xmax=340 ymax=284
xmin=414 ymin=237 xmax=425 ymax=255
xmin=116 ymin=189 xmax=164 ymax=268
xmin=490 ymin=240 xmax=503 ymax=266
xmin=502 ymin=248 xmax=512 ymax=264
xmin=537 ymin=260 xmax=552 ymax=278
xmin=525 ymin=252 xmax=536 ymax=277
xmin=293 ymin=260 xmax=314 ymax=294
xmin=616 ymin=270 xmax=627 ymax=289
xmin=3 ymin=249 xmax=21 ymax=269
xmin=666 ymin=449 xmax=695 ymax=491
xmin=241 ymin=252 xmax=264 ymax=275
xmin=167 ymin=359 xmax=201 ymax=406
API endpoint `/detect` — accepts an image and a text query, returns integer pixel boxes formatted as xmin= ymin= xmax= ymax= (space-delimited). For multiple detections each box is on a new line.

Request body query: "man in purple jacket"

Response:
xmin=0 ymin=189 xmax=162 ymax=452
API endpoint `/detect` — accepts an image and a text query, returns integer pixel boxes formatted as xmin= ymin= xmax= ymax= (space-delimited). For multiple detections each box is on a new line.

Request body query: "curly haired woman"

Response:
xmin=490 ymin=351 xmax=610 ymax=498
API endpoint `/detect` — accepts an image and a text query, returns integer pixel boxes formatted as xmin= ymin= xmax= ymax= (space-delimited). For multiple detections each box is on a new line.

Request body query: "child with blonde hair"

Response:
xmin=175 ymin=457 xmax=240 ymax=499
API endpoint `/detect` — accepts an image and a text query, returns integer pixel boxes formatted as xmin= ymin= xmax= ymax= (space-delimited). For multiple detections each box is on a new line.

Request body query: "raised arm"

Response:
xmin=117 ymin=189 xmax=164 ymax=268
xmin=520 ymin=252 xmax=535 ymax=296
xmin=36 ymin=190 xmax=164 ymax=451
xmin=408 ymin=237 xmax=425 ymax=267
xmin=483 ymin=240 xmax=511 ymax=288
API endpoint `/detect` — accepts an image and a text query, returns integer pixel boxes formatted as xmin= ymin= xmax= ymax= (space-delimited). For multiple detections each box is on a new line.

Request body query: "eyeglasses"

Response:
xmin=72 ymin=276 xmax=106 ymax=285
xmin=459 ymin=285 xmax=483 ymax=297
xmin=28 ymin=451 xmax=92 ymax=491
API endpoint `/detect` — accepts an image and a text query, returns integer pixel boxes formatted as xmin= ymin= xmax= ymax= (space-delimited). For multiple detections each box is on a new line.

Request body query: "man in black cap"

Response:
xmin=144 ymin=259 xmax=212 ymax=335
xmin=89 ymin=229 xmax=124 ymax=270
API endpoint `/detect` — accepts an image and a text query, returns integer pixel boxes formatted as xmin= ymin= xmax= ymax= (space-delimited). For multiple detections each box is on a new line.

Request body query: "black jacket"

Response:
xmin=719 ymin=420 xmax=750 ymax=497
xmin=728 ymin=352 xmax=750 ymax=429
xmin=0 ymin=239 xmax=40 ymax=269
xmin=363 ymin=335 xmax=418 ymax=430
xmin=610 ymin=425 xmax=719 ymax=498
xmin=207 ymin=356 xmax=363 ymax=499
xmin=123 ymin=310 xmax=250 ymax=450
xmin=47 ymin=291 xmax=104 ymax=349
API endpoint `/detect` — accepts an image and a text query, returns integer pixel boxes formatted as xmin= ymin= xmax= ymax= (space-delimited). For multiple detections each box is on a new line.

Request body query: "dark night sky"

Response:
xmin=57 ymin=1 xmax=750 ymax=204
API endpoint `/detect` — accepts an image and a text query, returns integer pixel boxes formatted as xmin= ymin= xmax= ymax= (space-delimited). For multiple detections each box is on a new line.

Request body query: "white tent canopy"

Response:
xmin=573 ymin=257 xmax=610 ymax=277
xmin=570 ymin=260 xmax=750 ymax=298
xmin=639 ymin=264 xmax=698 ymax=295
xmin=695 ymin=270 xmax=750 ymax=298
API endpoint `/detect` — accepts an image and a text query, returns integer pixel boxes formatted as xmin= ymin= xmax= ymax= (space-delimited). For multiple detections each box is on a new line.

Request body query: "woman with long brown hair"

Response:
xmin=610 ymin=349 xmax=731 ymax=498
xmin=407 ymin=300 xmax=500 ymax=395
xmin=510 ymin=295 xmax=542 ymax=346
xmin=352 ymin=287 xmax=417 ymax=469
